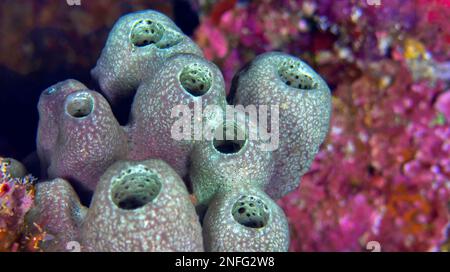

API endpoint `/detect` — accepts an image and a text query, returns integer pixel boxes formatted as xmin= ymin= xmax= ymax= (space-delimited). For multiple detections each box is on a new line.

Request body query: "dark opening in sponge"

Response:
xmin=179 ymin=63 xmax=212 ymax=97
xmin=213 ymin=123 xmax=247 ymax=154
xmin=278 ymin=59 xmax=318 ymax=90
xmin=130 ymin=19 xmax=164 ymax=47
xmin=65 ymin=92 xmax=94 ymax=118
xmin=111 ymin=168 xmax=162 ymax=210
xmin=232 ymin=195 xmax=270 ymax=229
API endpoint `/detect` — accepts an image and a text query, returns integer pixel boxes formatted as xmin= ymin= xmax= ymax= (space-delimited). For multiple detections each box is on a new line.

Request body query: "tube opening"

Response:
xmin=278 ymin=59 xmax=318 ymax=90
xmin=213 ymin=123 xmax=247 ymax=154
xmin=179 ymin=63 xmax=212 ymax=97
xmin=111 ymin=168 xmax=162 ymax=210
xmin=232 ymin=195 xmax=270 ymax=229
xmin=65 ymin=92 xmax=94 ymax=118
xmin=130 ymin=19 xmax=164 ymax=47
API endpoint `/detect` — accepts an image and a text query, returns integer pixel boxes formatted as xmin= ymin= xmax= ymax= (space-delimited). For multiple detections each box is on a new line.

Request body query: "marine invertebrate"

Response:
xmin=91 ymin=10 xmax=203 ymax=104
xmin=189 ymin=111 xmax=274 ymax=206
xmin=37 ymin=82 xmax=128 ymax=192
xmin=36 ymin=79 xmax=88 ymax=176
xmin=82 ymin=160 xmax=203 ymax=252
xmin=24 ymin=178 xmax=86 ymax=252
xmin=203 ymin=186 xmax=289 ymax=252
xmin=127 ymin=53 xmax=226 ymax=177
xmin=230 ymin=52 xmax=331 ymax=199
xmin=26 ymin=160 xmax=203 ymax=252
xmin=31 ymin=9 xmax=330 ymax=252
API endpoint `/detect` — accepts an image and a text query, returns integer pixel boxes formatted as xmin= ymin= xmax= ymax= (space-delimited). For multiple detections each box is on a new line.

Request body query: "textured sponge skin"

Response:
xmin=24 ymin=178 xmax=87 ymax=252
xmin=81 ymin=160 xmax=204 ymax=252
xmin=203 ymin=186 xmax=289 ymax=252
xmin=32 ymin=10 xmax=332 ymax=252
xmin=127 ymin=53 xmax=226 ymax=177
xmin=37 ymin=85 xmax=128 ymax=192
xmin=91 ymin=10 xmax=203 ymax=104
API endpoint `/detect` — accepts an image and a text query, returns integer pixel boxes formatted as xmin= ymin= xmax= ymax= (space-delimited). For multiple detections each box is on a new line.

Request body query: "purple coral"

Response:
xmin=190 ymin=110 xmax=274 ymax=206
xmin=0 ymin=158 xmax=35 ymax=251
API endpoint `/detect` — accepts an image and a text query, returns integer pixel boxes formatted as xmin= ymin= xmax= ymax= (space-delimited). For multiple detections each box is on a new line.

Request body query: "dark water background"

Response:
xmin=0 ymin=0 xmax=198 ymax=174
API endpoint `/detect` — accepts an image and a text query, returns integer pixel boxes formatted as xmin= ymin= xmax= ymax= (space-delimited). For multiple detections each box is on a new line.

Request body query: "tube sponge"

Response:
xmin=202 ymin=186 xmax=289 ymax=252
xmin=81 ymin=159 xmax=203 ymax=252
xmin=127 ymin=53 xmax=226 ymax=177
xmin=190 ymin=111 xmax=274 ymax=206
xmin=230 ymin=52 xmax=331 ymax=199
xmin=37 ymin=87 xmax=128 ymax=192
xmin=36 ymin=79 xmax=88 ymax=176
xmin=24 ymin=178 xmax=87 ymax=252
xmin=91 ymin=10 xmax=203 ymax=104
xmin=32 ymin=9 xmax=333 ymax=252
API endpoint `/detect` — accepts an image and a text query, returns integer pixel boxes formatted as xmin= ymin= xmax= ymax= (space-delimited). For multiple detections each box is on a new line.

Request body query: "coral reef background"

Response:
xmin=0 ymin=0 xmax=449 ymax=251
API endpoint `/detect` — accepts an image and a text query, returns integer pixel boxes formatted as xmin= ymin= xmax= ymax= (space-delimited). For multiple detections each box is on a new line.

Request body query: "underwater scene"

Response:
xmin=0 ymin=0 xmax=449 ymax=252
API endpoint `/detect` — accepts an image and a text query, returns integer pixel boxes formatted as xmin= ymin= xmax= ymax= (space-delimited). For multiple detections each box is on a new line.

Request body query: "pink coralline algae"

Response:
xmin=192 ymin=0 xmax=450 ymax=251
xmin=435 ymin=91 xmax=450 ymax=121
xmin=28 ymin=9 xmax=331 ymax=252
xmin=0 ymin=158 xmax=35 ymax=251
